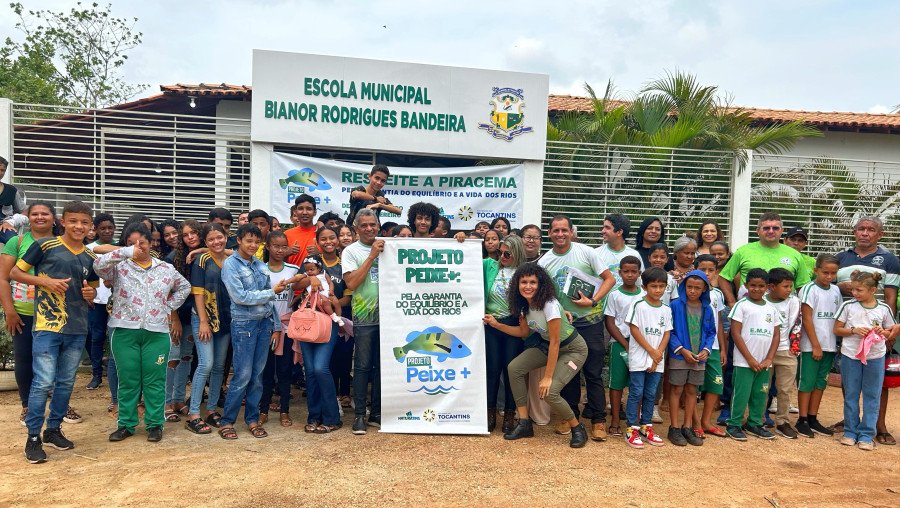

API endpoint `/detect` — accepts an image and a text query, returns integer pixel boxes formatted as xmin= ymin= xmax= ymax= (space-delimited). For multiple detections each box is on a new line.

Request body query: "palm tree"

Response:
xmin=545 ymin=71 xmax=822 ymax=244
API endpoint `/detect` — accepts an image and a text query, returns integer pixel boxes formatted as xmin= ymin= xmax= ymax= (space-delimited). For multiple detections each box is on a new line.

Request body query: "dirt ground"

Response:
xmin=0 ymin=373 xmax=898 ymax=508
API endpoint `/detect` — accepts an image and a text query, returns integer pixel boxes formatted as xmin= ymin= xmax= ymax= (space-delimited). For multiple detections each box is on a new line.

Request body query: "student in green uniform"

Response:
xmin=95 ymin=223 xmax=190 ymax=443
xmin=12 ymin=201 xmax=99 ymax=464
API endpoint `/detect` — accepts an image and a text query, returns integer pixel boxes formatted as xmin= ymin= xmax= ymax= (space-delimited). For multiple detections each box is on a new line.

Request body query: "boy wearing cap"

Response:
xmin=784 ymin=227 xmax=815 ymax=281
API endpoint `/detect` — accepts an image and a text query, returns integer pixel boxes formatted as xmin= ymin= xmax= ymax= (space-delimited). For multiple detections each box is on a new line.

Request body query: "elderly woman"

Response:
xmin=94 ymin=223 xmax=190 ymax=443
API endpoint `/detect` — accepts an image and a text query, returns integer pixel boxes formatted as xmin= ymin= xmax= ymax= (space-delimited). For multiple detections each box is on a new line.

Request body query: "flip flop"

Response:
xmin=704 ymin=426 xmax=727 ymax=438
xmin=876 ymin=432 xmax=896 ymax=445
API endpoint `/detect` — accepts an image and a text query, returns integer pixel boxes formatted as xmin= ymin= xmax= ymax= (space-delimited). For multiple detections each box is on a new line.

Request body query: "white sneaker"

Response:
xmin=652 ymin=406 xmax=663 ymax=424
xmin=768 ymin=400 xmax=778 ymax=413
xmin=789 ymin=405 xmax=799 ymax=414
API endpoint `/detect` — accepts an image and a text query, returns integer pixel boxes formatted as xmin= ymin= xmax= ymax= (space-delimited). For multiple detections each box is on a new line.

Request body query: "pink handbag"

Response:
xmin=287 ymin=291 xmax=332 ymax=343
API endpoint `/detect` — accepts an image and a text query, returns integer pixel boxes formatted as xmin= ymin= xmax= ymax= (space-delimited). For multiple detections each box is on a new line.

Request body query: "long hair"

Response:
xmin=636 ymin=216 xmax=666 ymax=247
xmin=507 ymin=263 xmax=558 ymax=316
xmin=501 ymin=234 xmax=527 ymax=269
xmin=173 ymin=219 xmax=203 ymax=277
xmin=158 ymin=219 xmax=181 ymax=258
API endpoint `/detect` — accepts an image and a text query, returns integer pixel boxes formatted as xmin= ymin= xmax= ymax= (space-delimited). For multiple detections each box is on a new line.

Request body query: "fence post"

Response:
xmin=729 ymin=149 xmax=753 ymax=249
xmin=522 ymin=159 xmax=544 ymax=227
xmin=0 ymin=98 xmax=11 ymax=184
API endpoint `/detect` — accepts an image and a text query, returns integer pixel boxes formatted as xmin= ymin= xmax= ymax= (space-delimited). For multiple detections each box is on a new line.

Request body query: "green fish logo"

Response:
xmin=278 ymin=168 xmax=332 ymax=191
xmin=393 ymin=326 xmax=472 ymax=363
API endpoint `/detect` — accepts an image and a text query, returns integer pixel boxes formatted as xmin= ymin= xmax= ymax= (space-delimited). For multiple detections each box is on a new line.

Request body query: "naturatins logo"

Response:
xmin=478 ymin=87 xmax=533 ymax=142
xmin=278 ymin=167 xmax=332 ymax=191
xmin=397 ymin=410 xmax=421 ymax=421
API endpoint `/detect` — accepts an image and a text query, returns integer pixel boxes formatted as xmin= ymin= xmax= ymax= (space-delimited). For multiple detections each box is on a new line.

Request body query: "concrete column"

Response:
xmin=250 ymin=141 xmax=273 ymax=212
xmin=0 ymin=98 xmax=11 ymax=183
xmin=521 ymin=159 xmax=544 ymax=227
xmin=728 ymin=149 xmax=753 ymax=249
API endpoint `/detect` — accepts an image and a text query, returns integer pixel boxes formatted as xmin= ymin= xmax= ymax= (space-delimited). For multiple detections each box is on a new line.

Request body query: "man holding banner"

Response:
xmin=348 ymin=165 xmax=402 ymax=226
xmin=342 ymin=209 xmax=385 ymax=435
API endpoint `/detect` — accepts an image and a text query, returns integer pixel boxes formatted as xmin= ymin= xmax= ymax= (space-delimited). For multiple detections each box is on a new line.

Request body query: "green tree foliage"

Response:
xmin=0 ymin=2 xmax=145 ymax=108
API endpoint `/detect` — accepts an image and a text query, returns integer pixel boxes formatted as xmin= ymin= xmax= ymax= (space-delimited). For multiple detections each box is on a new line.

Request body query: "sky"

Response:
xmin=4 ymin=0 xmax=899 ymax=113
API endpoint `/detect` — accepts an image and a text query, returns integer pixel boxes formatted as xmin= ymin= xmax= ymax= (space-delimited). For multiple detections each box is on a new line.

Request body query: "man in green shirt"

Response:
xmin=720 ymin=212 xmax=811 ymax=306
xmin=783 ymin=227 xmax=816 ymax=278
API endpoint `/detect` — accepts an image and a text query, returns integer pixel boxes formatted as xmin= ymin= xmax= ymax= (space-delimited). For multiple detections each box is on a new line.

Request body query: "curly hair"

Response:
xmin=158 ymin=219 xmax=181 ymax=258
xmin=172 ymin=219 xmax=203 ymax=277
xmin=507 ymin=263 xmax=558 ymax=317
xmin=407 ymin=202 xmax=440 ymax=233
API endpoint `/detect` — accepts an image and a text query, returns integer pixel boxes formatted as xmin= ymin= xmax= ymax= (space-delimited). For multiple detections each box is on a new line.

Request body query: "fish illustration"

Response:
xmin=278 ymin=168 xmax=332 ymax=191
xmin=393 ymin=326 xmax=472 ymax=362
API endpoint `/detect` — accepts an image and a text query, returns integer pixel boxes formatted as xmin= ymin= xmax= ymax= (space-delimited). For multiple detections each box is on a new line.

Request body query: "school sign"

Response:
xmin=251 ymin=50 xmax=549 ymax=160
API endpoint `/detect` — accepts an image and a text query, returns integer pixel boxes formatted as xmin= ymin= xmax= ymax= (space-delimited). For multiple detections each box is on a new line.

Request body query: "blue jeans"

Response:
xmin=626 ymin=370 xmax=662 ymax=427
xmin=189 ymin=314 xmax=231 ymax=415
xmin=165 ymin=317 xmax=193 ymax=405
xmin=87 ymin=305 xmax=108 ymax=378
xmin=299 ymin=327 xmax=340 ymax=425
xmin=26 ymin=331 xmax=86 ymax=434
xmin=221 ymin=319 xmax=273 ymax=427
xmin=840 ymin=354 xmax=885 ymax=444
xmin=352 ymin=325 xmax=381 ymax=418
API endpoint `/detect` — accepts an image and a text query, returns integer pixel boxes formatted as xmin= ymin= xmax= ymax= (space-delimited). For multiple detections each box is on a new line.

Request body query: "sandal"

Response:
xmin=248 ymin=423 xmax=268 ymax=438
xmin=176 ymin=404 xmax=190 ymax=416
xmin=608 ymin=425 xmax=623 ymax=437
xmin=165 ymin=409 xmax=180 ymax=422
xmin=304 ymin=422 xmax=320 ymax=433
xmin=876 ymin=432 xmax=896 ymax=445
xmin=693 ymin=427 xmax=706 ymax=439
xmin=703 ymin=426 xmax=727 ymax=438
xmin=259 ymin=413 xmax=269 ymax=425
xmin=205 ymin=412 xmax=222 ymax=428
xmin=280 ymin=413 xmax=293 ymax=427
xmin=185 ymin=417 xmax=212 ymax=435
xmin=218 ymin=426 xmax=238 ymax=440
xmin=314 ymin=423 xmax=342 ymax=434
xmin=269 ymin=402 xmax=280 ymax=412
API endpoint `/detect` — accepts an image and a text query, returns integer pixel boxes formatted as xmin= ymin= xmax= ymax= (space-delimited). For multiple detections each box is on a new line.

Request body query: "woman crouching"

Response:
xmin=483 ymin=263 xmax=588 ymax=448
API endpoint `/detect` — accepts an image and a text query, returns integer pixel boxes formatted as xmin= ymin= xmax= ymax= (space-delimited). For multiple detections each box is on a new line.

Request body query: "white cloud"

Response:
xmin=867 ymin=105 xmax=893 ymax=114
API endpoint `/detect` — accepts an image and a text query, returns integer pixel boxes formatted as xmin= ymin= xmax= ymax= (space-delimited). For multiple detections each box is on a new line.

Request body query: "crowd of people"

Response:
xmin=1 ymin=160 xmax=897 ymax=463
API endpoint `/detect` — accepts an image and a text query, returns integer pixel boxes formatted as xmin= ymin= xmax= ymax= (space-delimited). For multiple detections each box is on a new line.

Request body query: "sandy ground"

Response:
xmin=0 ymin=373 xmax=898 ymax=508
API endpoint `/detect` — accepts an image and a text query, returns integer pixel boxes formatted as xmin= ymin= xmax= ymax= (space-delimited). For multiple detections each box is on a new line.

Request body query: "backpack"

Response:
xmin=286 ymin=291 xmax=332 ymax=343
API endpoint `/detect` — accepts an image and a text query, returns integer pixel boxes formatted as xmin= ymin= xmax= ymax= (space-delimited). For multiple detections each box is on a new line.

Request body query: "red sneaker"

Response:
xmin=641 ymin=424 xmax=664 ymax=446
xmin=626 ymin=427 xmax=644 ymax=449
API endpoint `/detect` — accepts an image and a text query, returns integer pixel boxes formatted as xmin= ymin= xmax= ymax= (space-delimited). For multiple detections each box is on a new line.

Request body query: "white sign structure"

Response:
xmin=269 ymin=152 xmax=524 ymax=228
xmin=378 ymin=238 xmax=487 ymax=434
xmin=251 ymin=50 xmax=549 ymax=160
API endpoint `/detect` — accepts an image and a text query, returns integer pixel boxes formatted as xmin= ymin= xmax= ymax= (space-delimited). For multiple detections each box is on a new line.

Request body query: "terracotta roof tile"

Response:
xmin=156 ymin=85 xmax=900 ymax=130
xmin=548 ymin=94 xmax=900 ymax=130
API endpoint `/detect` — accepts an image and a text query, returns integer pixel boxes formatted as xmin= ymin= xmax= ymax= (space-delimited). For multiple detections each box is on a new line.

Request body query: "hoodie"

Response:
xmin=668 ymin=269 xmax=717 ymax=362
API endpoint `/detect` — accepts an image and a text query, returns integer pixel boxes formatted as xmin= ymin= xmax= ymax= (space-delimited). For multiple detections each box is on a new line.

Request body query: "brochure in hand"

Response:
xmin=562 ymin=267 xmax=601 ymax=300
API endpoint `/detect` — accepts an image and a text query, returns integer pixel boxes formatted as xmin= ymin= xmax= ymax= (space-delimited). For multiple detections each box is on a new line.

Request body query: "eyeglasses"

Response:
xmin=523 ymin=236 xmax=540 ymax=241
xmin=500 ymin=251 xmax=512 ymax=259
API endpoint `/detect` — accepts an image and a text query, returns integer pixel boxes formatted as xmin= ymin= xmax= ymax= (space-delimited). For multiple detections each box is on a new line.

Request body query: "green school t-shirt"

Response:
xmin=2 ymin=232 xmax=35 ymax=316
xmin=537 ymin=242 xmax=608 ymax=324
xmin=720 ymin=242 xmax=811 ymax=289
xmin=486 ymin=267 xmax=514 ymax=318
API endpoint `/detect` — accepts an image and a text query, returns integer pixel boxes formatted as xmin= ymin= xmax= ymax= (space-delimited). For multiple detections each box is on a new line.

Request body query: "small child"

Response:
xmin=647 ymin=243 xmax=678 ymax=304
xmin=796 ymin=254 xmax=842 ymax=438
xmin=693 ymin=255 xmax=727 ymax=437
xmin=833 ymin=270 xmax=896 ymax=450
xmin=603 ymin=255 xmax=645 ymax=437
xmin=726 ymin=268 xmax=782 ymax=441
xmin=301 ymin=256 xmax=344 ymax=326
xmin=668 ymin=268 xmax=716 ymax=446
xmin=624 ymin=267 xmax=672 ymax=449
xmin=765 ymin=268 xmax=802 ymax=439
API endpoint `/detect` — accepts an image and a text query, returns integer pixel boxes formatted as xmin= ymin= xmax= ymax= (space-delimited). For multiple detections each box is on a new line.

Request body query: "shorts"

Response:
xmin=703 ymin=349 xmax=724 ymax=395
xmin=669 ymin=368 xmax=704 ymax=387
xmin=609 ymin=340 xmax=629 ymax=390
xmin=798 ymin=351 xmax=835 ymax=392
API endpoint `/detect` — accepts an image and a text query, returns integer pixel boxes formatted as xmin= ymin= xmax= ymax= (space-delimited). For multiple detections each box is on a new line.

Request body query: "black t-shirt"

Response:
xmin=0 ymin=183 xmax=24 ymax=219
xmin=347 ymin=185 xmax=392 ymax=226
xmin=17 ymin=236 xmax=99 ymax=334
xmin=166 ymin=250 xmax=194 ymax=322
xmin=191 ymin=253 xmax=232 ymax=333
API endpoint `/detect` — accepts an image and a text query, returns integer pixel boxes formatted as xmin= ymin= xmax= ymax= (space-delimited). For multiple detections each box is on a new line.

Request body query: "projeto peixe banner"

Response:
xmin=270 ymin=152 xmax=523 ymax=229
xmin=379 ymin=238 xmax=487 ymax=434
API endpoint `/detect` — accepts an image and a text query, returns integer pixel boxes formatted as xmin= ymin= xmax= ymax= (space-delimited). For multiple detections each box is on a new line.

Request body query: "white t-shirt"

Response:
xmin=603 ymin=287 xmax=646 ymax=339
xmin=766 ymin=294 xmax=801 ymax=351
xmin=594 ymin=244 xmax=643 ymax=288
xmin=709 ymin=287 xmax=726 ymax=351
xmin=305 ymin=273 xmax=331 ymax=298
xmin=87 ymin=241 xmax=112 ymax=305
xmin=798 ymin=282 xmax=842 ymax=353
xmin=538 ymin=242 xmax=609 ymax=322
xmin=835 ymin=300 xmax=896 ymax=360
xmin=625 ymin=299 xmax=673 ymax=373
xmin=661 ymin=273 xmax=678 ymax=305
xmin=728 ymin=298 xmax=784 ymax=368
xmin=263 ymin=262 xmax=301 ymax=319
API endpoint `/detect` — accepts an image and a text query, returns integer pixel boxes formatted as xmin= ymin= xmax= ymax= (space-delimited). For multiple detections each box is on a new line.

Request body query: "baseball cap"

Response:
xmin=785 ymin=227 xmax=808 ymax=240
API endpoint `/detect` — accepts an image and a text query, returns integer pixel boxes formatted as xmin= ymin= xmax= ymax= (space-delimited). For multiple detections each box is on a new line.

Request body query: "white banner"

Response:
xmin=378 ymin=238 xmax=487 ymax=434
xmin=270 ymin=151 xmax=524 ymax=229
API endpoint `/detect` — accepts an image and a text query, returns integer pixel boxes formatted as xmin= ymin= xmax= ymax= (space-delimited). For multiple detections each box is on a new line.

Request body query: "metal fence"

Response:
xmin=749 ymin=153 xmax=900 ymax=257
xmin=10 ymin=103 xmax=251 ymax=224
xmin=542 ymin=140 xmax=736 ymax=248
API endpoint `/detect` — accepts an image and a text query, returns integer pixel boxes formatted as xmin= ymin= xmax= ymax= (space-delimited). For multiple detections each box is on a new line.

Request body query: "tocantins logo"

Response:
xmin=457 ymin=205 xmax=474 ymax=221
xmin=478 ymin=87 xmax=534 ymax=142
xmin=423 ymin=409 xmax=436 ymax=422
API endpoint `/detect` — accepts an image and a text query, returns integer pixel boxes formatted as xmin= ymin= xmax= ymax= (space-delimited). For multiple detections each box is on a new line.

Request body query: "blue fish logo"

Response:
xmin=394 ymin=326 xmax=472 ymax=362
xmin=278 ymin=167 xmax=332 ymax=191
